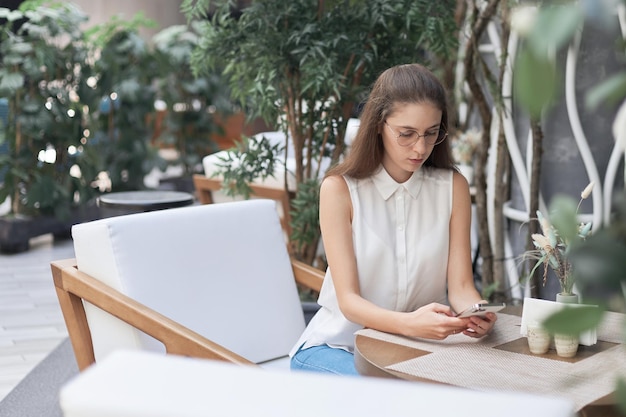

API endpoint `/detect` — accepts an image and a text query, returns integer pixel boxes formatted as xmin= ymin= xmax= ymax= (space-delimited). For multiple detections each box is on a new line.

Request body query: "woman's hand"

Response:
xmin=402 ymin=303 xmax=473 ymax=340
xmin=462 ymin=312 xmax=497 ymax=338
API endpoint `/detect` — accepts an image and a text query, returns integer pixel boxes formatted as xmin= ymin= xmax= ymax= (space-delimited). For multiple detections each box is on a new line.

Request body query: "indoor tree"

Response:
xmin=151 ymin=23 xmax=234 ymax=180
xmin=182 ymin=0 xmax=459 ymax=265
xmin=85 ymin=13 xmax=161 ymax=192
xmin=0 ymin=1 xmax=102 ymax=220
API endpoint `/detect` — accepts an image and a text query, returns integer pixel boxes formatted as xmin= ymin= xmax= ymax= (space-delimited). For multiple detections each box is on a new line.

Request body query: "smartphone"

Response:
xmin=455 ymin=302 xmax=506 ymax=318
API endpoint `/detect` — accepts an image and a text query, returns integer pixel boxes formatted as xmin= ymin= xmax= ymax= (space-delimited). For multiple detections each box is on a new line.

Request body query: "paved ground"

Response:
xmin=0 ymin=234 xmax=75 ymax=401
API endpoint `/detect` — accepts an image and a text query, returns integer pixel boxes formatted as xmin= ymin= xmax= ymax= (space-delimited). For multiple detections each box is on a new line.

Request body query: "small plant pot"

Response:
xmin=526 ymin=322 xmax=551 ymax=354
xmin=554 ymin=333 xmax=579 ymax=358
xmin=556 ymin=293 xmax=579 ymax=304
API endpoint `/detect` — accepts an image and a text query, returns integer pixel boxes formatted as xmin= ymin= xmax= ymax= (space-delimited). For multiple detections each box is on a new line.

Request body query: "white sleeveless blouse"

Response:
xmin=290 ymin=166 xmax=453 ymax=355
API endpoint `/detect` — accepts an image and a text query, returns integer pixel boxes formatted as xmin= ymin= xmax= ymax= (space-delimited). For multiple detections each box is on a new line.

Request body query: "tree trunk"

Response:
xmin=492 ymin=122 xmax=510 ymax=301
xmin=463 ymin=0 xmax=501 ymax=291
xmin=527 ymin=118 xmax=543 ymax=298
xmin=492 ymin=2 xmax=510 ymax=302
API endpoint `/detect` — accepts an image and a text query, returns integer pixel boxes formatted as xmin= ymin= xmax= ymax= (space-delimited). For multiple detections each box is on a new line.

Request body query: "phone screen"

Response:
xmin=456 ymin=303 xmax=505 ymax=318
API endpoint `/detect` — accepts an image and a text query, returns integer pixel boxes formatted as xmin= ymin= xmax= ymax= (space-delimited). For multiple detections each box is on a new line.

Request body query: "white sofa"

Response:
xmin=59 ymin=350 xmax=575 ymax=417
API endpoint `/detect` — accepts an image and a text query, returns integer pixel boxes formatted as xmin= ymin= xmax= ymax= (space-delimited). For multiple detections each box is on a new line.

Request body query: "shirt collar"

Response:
xmin=372 ymin=166 xmax=425 ymax=200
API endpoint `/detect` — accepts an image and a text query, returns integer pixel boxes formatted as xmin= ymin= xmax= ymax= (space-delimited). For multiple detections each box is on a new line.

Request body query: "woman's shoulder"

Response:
xmin=422 ymin=168 xmax=469 ymax=197
xmin=423 ymin=166 xmax=455 ymax=183
xmin=320 ymin=174 xmax=353 ymax=213
xmin=451 ymin=169 xmax=470 ymax=189
xmin=321 ymin=174 xmax=350 ymax=195
xmin=450 ymin=169 xmax=471 ymax=203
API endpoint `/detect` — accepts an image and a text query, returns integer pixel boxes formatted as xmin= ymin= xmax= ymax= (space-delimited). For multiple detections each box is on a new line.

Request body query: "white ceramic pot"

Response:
xmin=554 ymin=294 xmax=579 ymax=357
xmin=556 ymin=293 xmax=579 ymax=304
xmin=526 ymin=322 xmax=551 ymax=354
xmin=554 ymin=333 xmax=579 ymax=358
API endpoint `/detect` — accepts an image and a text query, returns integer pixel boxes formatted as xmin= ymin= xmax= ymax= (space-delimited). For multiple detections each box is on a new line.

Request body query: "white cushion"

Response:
xmin=71 ymin=199 xmax=305 ymax=366
xmin=60 ymin=350 xmax=576 ymax=417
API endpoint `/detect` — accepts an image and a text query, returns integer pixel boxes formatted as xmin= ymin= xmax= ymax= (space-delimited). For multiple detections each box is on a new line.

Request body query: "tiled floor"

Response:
xmin=0 ymin=234 xmax=75 ymax=401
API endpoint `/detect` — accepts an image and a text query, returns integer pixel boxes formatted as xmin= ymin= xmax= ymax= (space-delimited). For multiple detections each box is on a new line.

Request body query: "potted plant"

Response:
xmin=85 ymin=12 xmax=161 ymax=192
xmin=0 ymin=1 xmax=102 ymax=252
xmin=150 ymin=23 xmax=234 ymax=191
xmin=0 ymin=2 xmax=174 ymax=252
xmin=183 ymin=0 xmax=460 ymax=265
xmin=524 ymin=182 xmax=594 ymax=303
xmin=523 ymin=184 xmax=599 ymax=358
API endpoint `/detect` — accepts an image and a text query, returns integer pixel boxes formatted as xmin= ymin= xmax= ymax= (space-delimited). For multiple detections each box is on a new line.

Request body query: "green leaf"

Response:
xmin=0 ymin=8 xmax=24 ymax=21
xmin=9 ymin=42 xmax=34 ymax=55
xmin=542 ymin=306 xmax=604 ymax=335
xmin=549 ymin=195 xmax=579 ymax=244
xmin=570 ymin=232 xmax=626 ymax=292
xmin=0 ymin=72 xmax=25 ymax=94
xmin=513 ymin=48 xmax=558 ymax=118
xmin=585 ymin=72 xmax=626 ymax=110
xmin=616 ymin=378 xmax=626 ymax=415
xmin=526 ymin=5 xmax=582 ymax=56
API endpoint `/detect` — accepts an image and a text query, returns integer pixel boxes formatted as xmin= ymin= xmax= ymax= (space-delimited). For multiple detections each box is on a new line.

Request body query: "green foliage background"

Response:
xmin=182 ymin=0 xmax=460 ymax=262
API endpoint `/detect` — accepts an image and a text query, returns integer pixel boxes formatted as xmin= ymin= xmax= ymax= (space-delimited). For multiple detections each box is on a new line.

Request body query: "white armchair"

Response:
xmin=51 ymin=199 xmax=324 ymax=371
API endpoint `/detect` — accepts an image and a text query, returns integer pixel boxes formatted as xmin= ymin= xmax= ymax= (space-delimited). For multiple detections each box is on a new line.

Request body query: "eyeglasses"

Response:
xmin=384 ymin=121 xmax=447 ymax=147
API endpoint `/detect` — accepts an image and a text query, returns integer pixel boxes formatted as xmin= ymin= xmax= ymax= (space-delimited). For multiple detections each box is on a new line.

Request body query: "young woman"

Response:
xmin=289 ymin=63 xmax=497 ymax=376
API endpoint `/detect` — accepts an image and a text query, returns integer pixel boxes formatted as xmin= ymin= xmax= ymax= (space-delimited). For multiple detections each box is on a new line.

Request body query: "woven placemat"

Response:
xmin=356 ymin=313 xmax=626 ymax=411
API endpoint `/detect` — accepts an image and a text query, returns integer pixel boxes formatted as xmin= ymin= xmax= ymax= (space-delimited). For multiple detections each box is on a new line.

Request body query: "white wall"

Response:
xmin=71 ymin=0 xmax=186 ymax=41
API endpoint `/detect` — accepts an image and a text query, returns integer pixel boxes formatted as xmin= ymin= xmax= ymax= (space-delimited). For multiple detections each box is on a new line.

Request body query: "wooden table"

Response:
xmin=354 ymin=309 xmax=626 ymax=416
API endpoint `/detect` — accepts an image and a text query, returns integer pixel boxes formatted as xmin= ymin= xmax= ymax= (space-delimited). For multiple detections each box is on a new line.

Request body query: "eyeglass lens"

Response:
xmin=385 ymin=122 xmax=447 ymax=147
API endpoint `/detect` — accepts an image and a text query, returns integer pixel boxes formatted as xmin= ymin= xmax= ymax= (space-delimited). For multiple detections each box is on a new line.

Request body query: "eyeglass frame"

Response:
xmin=384 ymin=121 xmax=448 ymax=147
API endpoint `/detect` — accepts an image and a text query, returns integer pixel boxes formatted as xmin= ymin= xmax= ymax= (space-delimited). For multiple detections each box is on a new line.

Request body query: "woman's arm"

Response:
xmin=320 ymin=175 xmax=470 ymax=340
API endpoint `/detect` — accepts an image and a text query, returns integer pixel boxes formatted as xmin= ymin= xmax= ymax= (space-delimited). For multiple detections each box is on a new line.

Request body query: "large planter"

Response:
xmin=0 ymin=204 xmax=101 ymax=253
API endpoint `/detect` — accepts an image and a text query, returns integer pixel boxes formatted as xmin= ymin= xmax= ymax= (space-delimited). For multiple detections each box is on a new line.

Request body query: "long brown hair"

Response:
xmin=327 ymin=63 xmax=455 ymax=179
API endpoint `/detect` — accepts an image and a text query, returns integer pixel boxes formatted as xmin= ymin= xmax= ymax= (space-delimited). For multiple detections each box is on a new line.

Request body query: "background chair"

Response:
xmin=51 ymin=199 xmax=324 ymax=371
xmin=193 ymin=130 xmax=300 ymax=243
xmin=193 ymin=121 xmax=360 ymax=243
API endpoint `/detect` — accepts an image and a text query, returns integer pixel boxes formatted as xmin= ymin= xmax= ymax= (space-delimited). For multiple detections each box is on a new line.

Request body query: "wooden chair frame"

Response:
xmin=51 ymin=257 xmax=324 ymax=371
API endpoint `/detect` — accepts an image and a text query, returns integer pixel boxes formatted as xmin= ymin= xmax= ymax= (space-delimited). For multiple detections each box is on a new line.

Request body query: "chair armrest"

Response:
xmin=51 ymin=258 xmax=255 ymax=371
xmin=290 ymin=259 xmax=324 ymax=294
xmin=192 ymin=174 xmax=221 ymax=204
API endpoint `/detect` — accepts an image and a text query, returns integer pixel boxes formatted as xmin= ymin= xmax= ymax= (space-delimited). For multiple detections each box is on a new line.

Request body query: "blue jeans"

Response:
xmin=290 ymin=344 xmax=359 ymax=376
